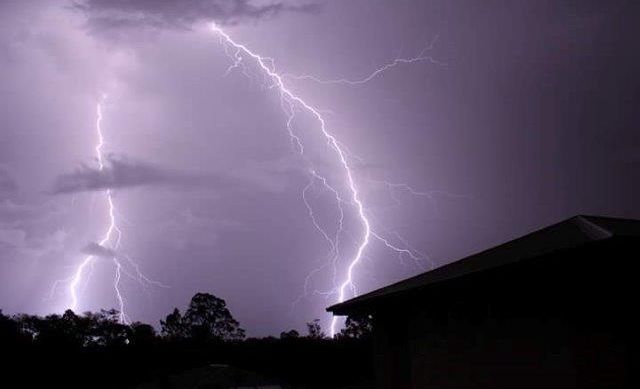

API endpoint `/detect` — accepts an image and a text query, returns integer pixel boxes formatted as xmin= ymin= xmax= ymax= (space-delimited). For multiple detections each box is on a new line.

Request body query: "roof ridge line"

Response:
xmin=573 ymin=215 xmax=614 ymax=240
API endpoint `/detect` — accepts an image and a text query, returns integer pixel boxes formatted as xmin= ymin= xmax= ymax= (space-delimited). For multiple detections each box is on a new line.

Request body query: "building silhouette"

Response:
xmin=328 ymin=215 xmax=636 ymax=389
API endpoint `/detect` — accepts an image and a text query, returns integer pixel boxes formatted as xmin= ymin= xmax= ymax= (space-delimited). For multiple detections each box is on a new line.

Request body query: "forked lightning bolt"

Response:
xmin=49 ymin=26 xmax=444 ymax=334
xmin=51 ymin=96 xmax=165 ymax=324
xmin=285 ymin=35 xmax=443 ymax=86
xmin=210 ymin=24 xmax=435 ymax=336
xmin=63 ymin=97 xmax=127 ymax=322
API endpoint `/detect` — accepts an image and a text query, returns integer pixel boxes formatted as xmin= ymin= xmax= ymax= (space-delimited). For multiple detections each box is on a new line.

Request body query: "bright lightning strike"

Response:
xmin=68 ymin=98 xmax=125 ymax=319
xmin=51 ymin=95 xmax=165 ymax=324
xmin=210 ymin=24 xmax=437 ymax=336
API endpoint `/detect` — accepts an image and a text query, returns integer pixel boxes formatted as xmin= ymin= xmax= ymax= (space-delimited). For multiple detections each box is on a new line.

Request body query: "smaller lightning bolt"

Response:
xmin=291 ymin=169 xmax=347 ymax=309
xmin=371 ymin=179 xmax=471 ymax=200
xmin=68 ymin=98 xmax=123 ymax=316
xmin=367 ymin=179 xmax=472 ymax=214
xmin=112 ymin=258 xmax=126 ymax=324
xmin=285 ymin=36 xmax=444 ymax=86
xmin=50 ymin=95 xmax=165 ymax=324
xmin=371 ymin=231 xmax=427 ymax=270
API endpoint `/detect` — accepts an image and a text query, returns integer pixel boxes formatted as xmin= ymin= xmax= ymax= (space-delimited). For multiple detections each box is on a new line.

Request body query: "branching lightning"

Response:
xmin=210 ymin=24 xmax=439 ymax=336
xmin=48 ymin=25 xmax=450 ymax=335
xmin=68 ymin=98 xmax=126 ymax=320
xmin=50 ymin=96 xmax=166 ymax=324
xmin=285 ymin=35 xmax=444 ymax=86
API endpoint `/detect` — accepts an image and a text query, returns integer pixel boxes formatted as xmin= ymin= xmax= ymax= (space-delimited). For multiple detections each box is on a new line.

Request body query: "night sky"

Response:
xmin=1 ymin=0 xmax=639 ymax=336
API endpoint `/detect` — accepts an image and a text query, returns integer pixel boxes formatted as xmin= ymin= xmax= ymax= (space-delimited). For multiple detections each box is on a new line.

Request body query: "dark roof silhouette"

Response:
xmin=328 ymin=215 xmax=640 ymax=315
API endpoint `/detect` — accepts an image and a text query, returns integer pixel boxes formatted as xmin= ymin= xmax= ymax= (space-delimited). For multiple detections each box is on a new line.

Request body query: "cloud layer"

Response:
xmin=49 ymin=154 xmax=291 ymax=194
xmin=50 ymin=155 xmax=235 ymax=194
xmin=81 ymin=242 xmax=116 ymax=258
xmin=74 ymin=0 xmax=318 ymax=31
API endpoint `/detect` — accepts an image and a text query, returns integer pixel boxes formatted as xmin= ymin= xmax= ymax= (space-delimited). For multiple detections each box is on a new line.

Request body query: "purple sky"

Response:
xmin=1 ymin=0 xmax=639 ymax=336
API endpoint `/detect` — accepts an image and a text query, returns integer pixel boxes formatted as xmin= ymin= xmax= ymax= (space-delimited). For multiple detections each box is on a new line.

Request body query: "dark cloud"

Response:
xmin=81 ymin=242 xmax=115 ymax=258
xmin=50 ymin=155 xmax=237 ymax=194
xmin=73 ymin=0 xmax=319 ymax=31
xmin=0 ymin=167 xmax=18 ymax=195
xmin=49 ymin=154 xmax=289 ymax=194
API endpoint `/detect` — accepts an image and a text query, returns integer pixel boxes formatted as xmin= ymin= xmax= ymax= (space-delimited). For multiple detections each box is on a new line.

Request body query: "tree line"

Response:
xmin=0 ymin=292 xmax=373 ymax=388
xmin=2 ymin=292 xmax=371 ymax=346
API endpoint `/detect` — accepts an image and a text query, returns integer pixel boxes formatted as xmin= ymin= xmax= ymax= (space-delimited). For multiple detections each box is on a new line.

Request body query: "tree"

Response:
xmin=306 ymin=319 xmax=325 ymax=339
xmin=12 ymin=310 xmax=87 ymax=348
xmin=84 ymin=309 xmax=130 ymax=346
xmin=338 ymin=314 xmax=373 ymax=339
xmin=0 ymin=310 xmax=23 ymax=346
xmin=280 ymin=329 xmax=300 ymax=339
xmin=130 ymin=322 xmax=157 ymax=346
xmin=11 ymin=309 xmax=121 ymax=347
xmin=160 ymin=308 xmax=188 ymax=339
xmin=183 ymin=293 xmax=245 ymax=341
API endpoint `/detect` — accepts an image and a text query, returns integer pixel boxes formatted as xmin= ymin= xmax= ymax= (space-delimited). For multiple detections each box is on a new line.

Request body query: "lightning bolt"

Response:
xmin=210 ymin=25 xmax=439 ymax=336
xmin=39 ymin=22 xmax=442 ymax=336
xmin=68 ymin=97 xmax=127 ymax=321
xmin=50 ymin=95 xmax=165 ymax=324
xmin=285 ymin=35 xmax=444 ymax=86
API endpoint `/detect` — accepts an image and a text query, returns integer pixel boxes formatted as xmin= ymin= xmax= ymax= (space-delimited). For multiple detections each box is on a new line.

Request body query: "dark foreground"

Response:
xmin=1 ymin=295 xmax=373 ymax=389
xmin=1 ymin=333 xmax=373 ymax=388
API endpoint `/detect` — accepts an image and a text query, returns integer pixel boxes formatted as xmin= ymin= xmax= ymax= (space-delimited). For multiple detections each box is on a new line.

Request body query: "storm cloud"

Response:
xmin=49 ymin=155 xmax=291 ymax=194
xmin=50 ymin=155 xmax=236 ymax=194
xmin=81 ymin=242 xmax=116 ymax=259
xmin=73 ymin=0 xmax=319 ymax=31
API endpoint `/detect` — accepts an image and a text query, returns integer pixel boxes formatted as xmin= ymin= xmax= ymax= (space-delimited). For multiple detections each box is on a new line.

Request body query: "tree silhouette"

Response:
xmin=11 ymin=309 xmax=131 ymax=347
xmin=338 ymin=314 xmax=373 ymax=339
xmin=183 ymin=292 xmax=245 ymax=341
xmin=160 ymin=307 xmax=188 ymax=339
xmin=280 ymin=329 xmax=300 ymax=339
xmin=13 ymin=310 xmax=86 ymax=347
xmin=0 ymin=309 xmax=23 ymax=346
xmin=1 ymin=300 xmax=375 ymax=389
xmin=306 ymin=319 xmax=325 ymax=339
xmin=84 ymin=309 xmax=130 ymax=346
xmin=129 ymin=321 xmax=157 ymax=346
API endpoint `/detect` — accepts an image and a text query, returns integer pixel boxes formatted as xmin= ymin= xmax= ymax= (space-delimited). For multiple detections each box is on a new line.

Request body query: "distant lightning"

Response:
xmin=50 ymin=95 xmax=165 ymax=324
xmin=68 ymin=98 xmax=125 ymax=319
xmin=301 ymin=174 xmax=337 ymax=255
xmin=112 ymin=258 xmax=126 ymax=324
xmin=285 ymin=35 xmax=444 ymax=86
xmin=210 ymin=24 xmax=439 ymax=336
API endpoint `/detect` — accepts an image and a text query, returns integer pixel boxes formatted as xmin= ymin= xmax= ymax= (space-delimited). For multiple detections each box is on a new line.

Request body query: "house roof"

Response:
xmin=327 ymin=215 xmax=640 ymax=315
